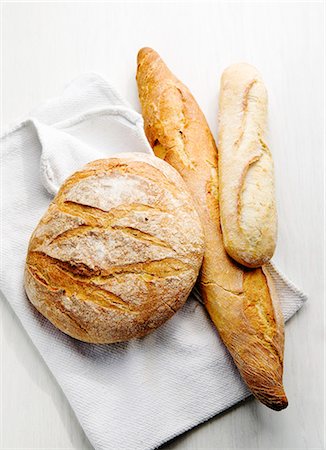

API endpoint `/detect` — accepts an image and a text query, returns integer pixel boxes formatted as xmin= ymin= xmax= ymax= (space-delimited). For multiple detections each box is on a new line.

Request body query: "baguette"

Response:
xmin=218 ymin=63 xmax=277 ymax=267
xmin=137 ymin=48 xmax=287 ymax=410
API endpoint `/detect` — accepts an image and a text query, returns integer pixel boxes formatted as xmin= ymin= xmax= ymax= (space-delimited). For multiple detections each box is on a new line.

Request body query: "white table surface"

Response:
xmin=1 ymin=2 xmax=324 ymax=449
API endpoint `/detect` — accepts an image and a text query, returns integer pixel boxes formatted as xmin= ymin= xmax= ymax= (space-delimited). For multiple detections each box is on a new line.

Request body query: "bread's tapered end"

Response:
xmin=137 ymin=47 xmax=158 ymax=66
xmin=253 ymin=385 xmax=288 ymax=411
xmin=137 ymin=47 xmax=152 ymax=59
xmin=137 ymin=48 xmax=160 ymax=93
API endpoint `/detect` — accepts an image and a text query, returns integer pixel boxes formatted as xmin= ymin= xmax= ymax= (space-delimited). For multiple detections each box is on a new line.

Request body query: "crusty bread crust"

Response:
xmin=218 ymin=63 xmax=277 ymax=267
xmin=24 ymin=153 xmax=204 ymax=343
xmin=137 ymin=48 xmax=287 ymax=410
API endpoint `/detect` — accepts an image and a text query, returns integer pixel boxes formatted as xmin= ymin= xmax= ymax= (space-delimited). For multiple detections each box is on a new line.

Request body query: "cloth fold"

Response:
xmin=1 ymin=74 xmax=307 ymax=450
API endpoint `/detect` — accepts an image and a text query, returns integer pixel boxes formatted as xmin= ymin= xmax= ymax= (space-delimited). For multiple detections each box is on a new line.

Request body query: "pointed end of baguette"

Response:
xmin=255 ymin=385 xmax=288 ymax=411
xmin=137 ymin=47 xmax=156 ymax=64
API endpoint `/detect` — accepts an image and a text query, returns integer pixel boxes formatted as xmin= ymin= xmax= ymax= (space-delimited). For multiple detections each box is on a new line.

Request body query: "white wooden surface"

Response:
xmin=1 ymin=2 xmax=324 ymax=449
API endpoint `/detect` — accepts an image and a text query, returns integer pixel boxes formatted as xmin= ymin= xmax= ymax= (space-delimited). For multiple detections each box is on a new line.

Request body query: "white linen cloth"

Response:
xmin=1 ymin=74 xmax=307 ymax=450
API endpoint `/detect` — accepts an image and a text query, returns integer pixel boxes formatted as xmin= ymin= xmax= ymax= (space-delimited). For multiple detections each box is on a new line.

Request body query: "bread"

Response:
xmin=24 ymin=153 xmax=204 ymax=344
xmin=137 ymin=48 xmax=287 ymax=410
xmin=218 ymin=63 xmax=277 ymax=267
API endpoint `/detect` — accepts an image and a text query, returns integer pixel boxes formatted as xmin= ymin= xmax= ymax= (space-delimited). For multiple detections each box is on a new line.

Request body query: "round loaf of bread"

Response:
xmin=24 ymin=153 xmax=204 ymax=343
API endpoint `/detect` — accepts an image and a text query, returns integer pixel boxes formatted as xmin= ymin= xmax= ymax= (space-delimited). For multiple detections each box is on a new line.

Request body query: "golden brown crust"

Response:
xmin=24 ymin=153 xmax=204 ymax=343
xmin=218 ymin=63 xmax=277 ymax=267
xmin=137 ymin=48 xmax=287 ymax=410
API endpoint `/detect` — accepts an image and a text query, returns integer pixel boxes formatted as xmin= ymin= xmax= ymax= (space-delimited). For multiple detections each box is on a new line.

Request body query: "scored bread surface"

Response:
xmin=137 ymin=48 xmax=287 ymax=410
xmin=24 ymin=153 xmax=204 ymax=343
xmin=218 ymin=63 xmax=277 ymax=267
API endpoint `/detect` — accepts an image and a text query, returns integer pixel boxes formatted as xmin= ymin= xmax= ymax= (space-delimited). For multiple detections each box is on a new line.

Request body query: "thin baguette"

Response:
xmin=137 ymin=48 xmax=287 ymax=410
xmin=218 ymin=63 xmax=277 ymax=267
